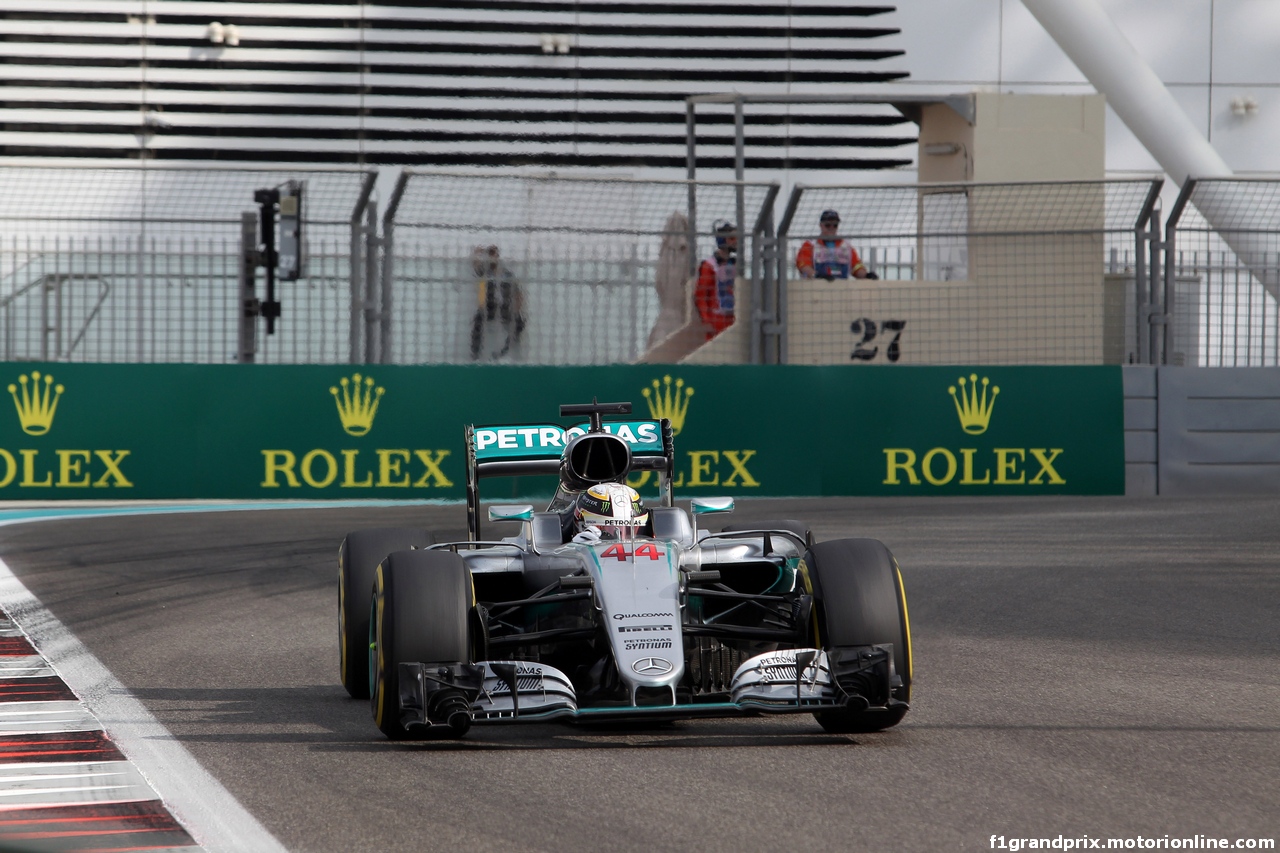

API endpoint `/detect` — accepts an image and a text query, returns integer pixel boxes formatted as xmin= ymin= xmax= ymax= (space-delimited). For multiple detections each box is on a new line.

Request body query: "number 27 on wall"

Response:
xmin=851 ymin=318 xmax=906 ymax=362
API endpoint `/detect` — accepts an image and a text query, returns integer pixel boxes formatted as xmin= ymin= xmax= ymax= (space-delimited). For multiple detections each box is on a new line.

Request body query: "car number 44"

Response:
xmin=601 ymin=543 xmax=664 ymax=561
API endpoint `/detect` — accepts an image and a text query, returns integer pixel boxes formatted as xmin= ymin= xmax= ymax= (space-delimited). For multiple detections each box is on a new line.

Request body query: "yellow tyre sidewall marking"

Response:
xmin=895 ymin=563 xmax=913 ymax=683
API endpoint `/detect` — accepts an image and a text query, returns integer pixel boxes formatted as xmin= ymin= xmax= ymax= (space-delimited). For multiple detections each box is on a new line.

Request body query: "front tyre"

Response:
xmin=370 ymin=549 xmax=473 ymax=740
xmin=806 ymin=538 xmax=912 ymax=733
xmin=339 ymin=528 xmax=431 ymax=699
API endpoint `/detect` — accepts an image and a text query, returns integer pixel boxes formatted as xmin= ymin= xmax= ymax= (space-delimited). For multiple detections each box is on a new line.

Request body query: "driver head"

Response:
xmin=574 ymin=483 xmax=649 ymax=540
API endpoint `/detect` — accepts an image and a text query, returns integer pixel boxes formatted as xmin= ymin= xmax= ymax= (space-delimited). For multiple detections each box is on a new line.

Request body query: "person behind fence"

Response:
xmin=795 ymin=209 xmax=877 ymax=280
xmin=469 ymin=244 xmax=526 ymax=359
xmin=694 ymin=219 xmax=737 ymax=340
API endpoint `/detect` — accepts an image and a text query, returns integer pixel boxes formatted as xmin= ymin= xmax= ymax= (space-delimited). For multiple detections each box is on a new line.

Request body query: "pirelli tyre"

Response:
xmin=805 ymin=538 xmax=912 ymax=733
xmin=370 ymin=549 xmax=473 ymax=740
xmin=338 ymin=528 xmax=432 ymax=699
xmin=722 ymin=519 xmax=813 ymax=548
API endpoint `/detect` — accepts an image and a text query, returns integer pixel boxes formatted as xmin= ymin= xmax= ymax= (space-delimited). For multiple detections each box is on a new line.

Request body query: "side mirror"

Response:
xmin=488 ymin=504 xmax=534 ymax=522
xmin=690 ymin=497 xmax=734 ymax=515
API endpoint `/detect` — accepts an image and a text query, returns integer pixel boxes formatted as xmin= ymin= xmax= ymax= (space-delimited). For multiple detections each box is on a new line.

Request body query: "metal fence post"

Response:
xmin=1163 ymin=179 xmax=1196 ymax=367
xmin=1163 ymin=209 xmax=1178 ymax=365
xmin=349 ymin=216 xmax=363 ymax=364
xmin=1133 ymin=179 xmax=1163 ymax=364
xmin=365 ymin=227 xmax=380 ymax=365
xmin=1147 ymin=204 xmax=1163 ymax=365
xmin=751 ymin=219 xmax=764 ymax=366
xmin=686 ymin=103 xmax=699 ymax=278
xmin=365 ymin=201 xmax=379 ymax=363
xmin=750 ymin=183 xmax=779 ymax=365
xmin=40 ymin=248 xmax=52 ymax=361
xmin=237 ymin=211 xmax=259 ymax=363
xmin=773 ymin=186 xmax=804 ymax=365
xmin=349 ymin=173 xmax=377 ymax=365
xmin=734 ymin=96 xmax=745 ymax=251
xmin=377 ymin=210 xmax=391 ymax=364
xmin=379 ymin=170 xmax=411 ymax=365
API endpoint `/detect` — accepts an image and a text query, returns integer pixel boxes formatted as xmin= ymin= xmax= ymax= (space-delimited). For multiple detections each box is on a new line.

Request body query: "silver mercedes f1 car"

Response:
xmin=338 ymin=399 xmax=911 ymax=739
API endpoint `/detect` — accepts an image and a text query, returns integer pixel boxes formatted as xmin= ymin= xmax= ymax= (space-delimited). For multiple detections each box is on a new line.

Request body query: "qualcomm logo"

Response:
xmin=948 ymin=373 xmax=998 ymax=435
xmin=330 ymin=372 xmax=384 ymax=437
xmin=642 ymin=375 xmax=693 ymax=435
xmin=9 ymin=371 xmax=64 ymax=436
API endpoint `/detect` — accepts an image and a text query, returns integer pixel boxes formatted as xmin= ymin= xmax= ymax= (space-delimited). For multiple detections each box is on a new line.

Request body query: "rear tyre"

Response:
xmin=339 ymin=528 xmax=431 ymax=699
xmin=806 ymin=538 xmax=912 ymax=733
xmin=721 ymin=519 xmax=813 ymax=548
xmin=370 ymin=550 xmax=473 ymax=740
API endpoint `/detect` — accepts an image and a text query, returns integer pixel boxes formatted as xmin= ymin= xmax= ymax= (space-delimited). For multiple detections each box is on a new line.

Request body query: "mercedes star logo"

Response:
xmin=632 ymin=657 xmax=673 ymax=676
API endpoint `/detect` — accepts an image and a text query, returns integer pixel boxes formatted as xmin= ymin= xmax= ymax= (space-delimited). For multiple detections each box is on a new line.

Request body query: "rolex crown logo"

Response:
xmin=948 ymin=374 xmax=998 ymax=435
xmin=642 ymin=375 xmax=694 ymax=435
xmin=330 ymin=373 xmax=384 ymax=437
xmin=9 ymin=371 xmax=64 ymax=436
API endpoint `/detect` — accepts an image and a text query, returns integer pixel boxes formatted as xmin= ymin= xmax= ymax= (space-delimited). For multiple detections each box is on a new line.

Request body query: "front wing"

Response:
xmin=397 ymin=646 xmax=905 ymax=732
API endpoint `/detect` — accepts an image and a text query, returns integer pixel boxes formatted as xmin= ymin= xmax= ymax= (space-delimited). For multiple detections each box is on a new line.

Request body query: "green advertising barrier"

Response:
xmin=0 ymin=363 xmax=1123 ymax=500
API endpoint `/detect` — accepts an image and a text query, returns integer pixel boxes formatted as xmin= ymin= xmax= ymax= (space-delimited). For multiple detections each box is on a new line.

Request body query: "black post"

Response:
xmin=254 ymin=188 xmax=283 ymax=334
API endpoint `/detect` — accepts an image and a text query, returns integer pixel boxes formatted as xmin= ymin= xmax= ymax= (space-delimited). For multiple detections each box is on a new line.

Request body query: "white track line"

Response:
xmin=0 ymin=701 xmax=99 ymax=733
xmin=0 ymin=760 xmax=158 ymax=806
xmin=0 ymin=548 xmax=289 ymax=853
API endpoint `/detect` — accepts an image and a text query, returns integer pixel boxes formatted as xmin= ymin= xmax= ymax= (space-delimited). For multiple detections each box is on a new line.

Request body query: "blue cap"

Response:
xmin=819 ymin=210 xmax=840 ymax=222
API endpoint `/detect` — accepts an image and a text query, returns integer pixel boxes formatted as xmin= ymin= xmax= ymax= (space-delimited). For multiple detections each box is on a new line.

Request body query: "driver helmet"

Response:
xmin=574 ymin=483 xmax=649 ymax=539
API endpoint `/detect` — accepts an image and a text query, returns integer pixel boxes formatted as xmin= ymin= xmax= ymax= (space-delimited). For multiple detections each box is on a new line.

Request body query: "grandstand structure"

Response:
xmin=0 ymin=0 xmax=917 ymax=175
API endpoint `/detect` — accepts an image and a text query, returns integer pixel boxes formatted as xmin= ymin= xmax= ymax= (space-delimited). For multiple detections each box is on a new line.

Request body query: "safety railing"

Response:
xmin=378 ymin=171 xmax=779 ymax=365
xmin=1165 ymin=177 xmax=1280 ymax=367
xmin=3 ymin=166 xmax=1276 ymax=368
xmin=0 ymin=164 xmax=376 ymax=364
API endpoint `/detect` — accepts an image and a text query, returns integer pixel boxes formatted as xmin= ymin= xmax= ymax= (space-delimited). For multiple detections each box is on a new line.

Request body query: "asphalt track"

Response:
xmin=0 ymin=496 xmax=1276 ymax=853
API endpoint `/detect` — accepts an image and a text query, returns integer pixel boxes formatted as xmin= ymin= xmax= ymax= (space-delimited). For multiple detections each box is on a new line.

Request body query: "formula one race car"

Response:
xmin=338 ymin=399 xmax=911 ymax=739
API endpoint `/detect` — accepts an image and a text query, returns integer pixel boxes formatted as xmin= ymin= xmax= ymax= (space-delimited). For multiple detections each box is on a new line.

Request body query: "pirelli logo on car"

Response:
xmin=881 ymin=374 xmax=1065 ymax=489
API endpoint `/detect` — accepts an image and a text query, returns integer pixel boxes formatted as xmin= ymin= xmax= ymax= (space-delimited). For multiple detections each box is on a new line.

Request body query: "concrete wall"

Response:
xmin=1124 ymin=366 xmax=1280 ymax=495
xmin=783 ymin=273 xmax=1108 ymax=365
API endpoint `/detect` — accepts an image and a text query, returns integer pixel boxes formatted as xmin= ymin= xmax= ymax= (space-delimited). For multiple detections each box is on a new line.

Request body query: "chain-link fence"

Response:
xmin=771 ymin=179 xmax=1163 ymax=365
xmin=4 ymin=165 xmax=1276 ymax=369
xmin=0 ymin=165 xmax=376 ymax=364
xmin=1167 ymin=178 xmax=1280 ymax=367
xmin=380 ymin=171 xmax=778 ymax=365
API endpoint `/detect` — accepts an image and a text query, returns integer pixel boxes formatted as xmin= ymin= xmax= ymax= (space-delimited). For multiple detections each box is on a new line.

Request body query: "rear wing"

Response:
xmin=464 ymin=405 xmax=675 ymax=540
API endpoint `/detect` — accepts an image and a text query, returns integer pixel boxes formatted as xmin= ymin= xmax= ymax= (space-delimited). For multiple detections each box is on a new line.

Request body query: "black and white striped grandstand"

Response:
xmin=1 ymin=0 xmax=916 ymax=175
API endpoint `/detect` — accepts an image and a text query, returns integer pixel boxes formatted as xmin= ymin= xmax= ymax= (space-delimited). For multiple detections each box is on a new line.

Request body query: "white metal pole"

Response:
xmin=1022 ymin=0 xmax=1279 ymax=300
xmin=1021 ymin=0 xmax=1229 ymax=185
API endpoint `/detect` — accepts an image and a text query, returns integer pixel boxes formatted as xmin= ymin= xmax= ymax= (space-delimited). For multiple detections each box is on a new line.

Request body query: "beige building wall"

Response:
xmin=918 ymin=94 xmax=1104 ymax=184
xmin=783 ymin=93 xmax=1112 ymax=366
xmin=652 ymin=93 xmax=1114 ymax=367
